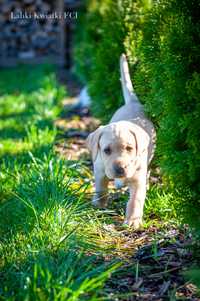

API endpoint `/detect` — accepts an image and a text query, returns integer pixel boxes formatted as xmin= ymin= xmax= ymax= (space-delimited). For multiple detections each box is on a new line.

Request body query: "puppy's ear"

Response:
xmin=86 ymin=126 xmax=105 ymax=161
xmin=129 ymin=125 xmax=150 ymax=157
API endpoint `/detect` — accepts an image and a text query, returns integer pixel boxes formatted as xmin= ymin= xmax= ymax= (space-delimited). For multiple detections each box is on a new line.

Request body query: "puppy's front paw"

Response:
xmin=123 ymin=217 xmax=142 ymax=229
xmin=92 ymin=194 xmax=108 ymax=208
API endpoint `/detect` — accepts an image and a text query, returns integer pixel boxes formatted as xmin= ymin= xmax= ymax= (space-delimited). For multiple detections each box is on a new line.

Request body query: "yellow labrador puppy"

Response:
xmin=86 ymin=54 xmax=156 ymax=228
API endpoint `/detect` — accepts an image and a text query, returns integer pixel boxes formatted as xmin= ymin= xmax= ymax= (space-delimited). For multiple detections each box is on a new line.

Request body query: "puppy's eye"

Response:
xmin=104 ymin=147 xmax=111 ymax=155
xmin=126 ymin=146 xmax=133 ymax=152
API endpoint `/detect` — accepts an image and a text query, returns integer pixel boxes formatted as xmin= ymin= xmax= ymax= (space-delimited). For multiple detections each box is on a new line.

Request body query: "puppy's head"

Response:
xmin=86 ymin=121 xmax=149 ymax=179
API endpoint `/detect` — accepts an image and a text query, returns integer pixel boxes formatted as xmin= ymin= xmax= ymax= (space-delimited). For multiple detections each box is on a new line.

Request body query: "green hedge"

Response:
xmin=74 ymin=0 xmax=200 ymax=226
xmin=132 ymin=0 xmax=200 ymax=227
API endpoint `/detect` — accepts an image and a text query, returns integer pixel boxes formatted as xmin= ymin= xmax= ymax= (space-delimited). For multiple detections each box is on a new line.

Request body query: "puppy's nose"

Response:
xmin=113 ymin=164 xmax=125 ymax=177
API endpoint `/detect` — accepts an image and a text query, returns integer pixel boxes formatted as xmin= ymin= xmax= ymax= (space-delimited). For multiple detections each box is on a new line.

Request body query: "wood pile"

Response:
xmin=0 ymin=0 xmax=63 ymax=64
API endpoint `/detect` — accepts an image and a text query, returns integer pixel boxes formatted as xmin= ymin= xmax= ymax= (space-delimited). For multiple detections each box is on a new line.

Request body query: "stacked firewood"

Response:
xmin=0 ymin=0 xmax=61 ymax=60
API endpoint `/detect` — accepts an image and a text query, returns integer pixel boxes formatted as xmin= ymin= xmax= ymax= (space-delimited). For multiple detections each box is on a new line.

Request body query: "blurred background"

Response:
xmin=0 ymin=0 xmax=81 ymax=68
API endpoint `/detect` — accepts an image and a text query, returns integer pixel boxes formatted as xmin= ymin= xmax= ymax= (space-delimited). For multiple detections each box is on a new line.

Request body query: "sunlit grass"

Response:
xmin=0 ymin=64 xmax=122 ymax=300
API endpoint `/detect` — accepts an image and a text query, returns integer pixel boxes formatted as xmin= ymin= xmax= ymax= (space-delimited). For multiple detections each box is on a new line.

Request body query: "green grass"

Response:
xmin=0 ymin=64 xmax=122 ymax=300
xmin=0 ymin=64 xmax=189 ymax=300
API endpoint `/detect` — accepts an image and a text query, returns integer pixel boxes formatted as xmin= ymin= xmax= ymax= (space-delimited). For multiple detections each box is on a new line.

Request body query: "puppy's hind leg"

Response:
xmin=92 ymin=161 xmax=109 ymax=208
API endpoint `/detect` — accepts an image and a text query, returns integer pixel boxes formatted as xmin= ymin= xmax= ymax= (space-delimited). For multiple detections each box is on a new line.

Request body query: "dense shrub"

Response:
xmin=131 ymin=0 xmax=200 ymax=227
xmin=74 ymin=0 xmax=200 ymax=226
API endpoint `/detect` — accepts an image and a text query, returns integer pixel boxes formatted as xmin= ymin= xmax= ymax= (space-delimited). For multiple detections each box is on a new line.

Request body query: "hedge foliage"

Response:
xmin=74 ymin=0 xmax=200 ymax=226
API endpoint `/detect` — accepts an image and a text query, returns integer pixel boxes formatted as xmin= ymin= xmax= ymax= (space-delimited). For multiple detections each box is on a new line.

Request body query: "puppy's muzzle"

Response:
xmin=113 ymin=163 xmax=125 ymax=177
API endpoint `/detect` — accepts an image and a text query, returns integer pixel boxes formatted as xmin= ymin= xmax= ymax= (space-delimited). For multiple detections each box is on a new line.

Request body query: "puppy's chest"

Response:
xmin=114 ymin=173 xmax=140 ymax=189
xmin=114 ymin=178 xmax=125 ymax=189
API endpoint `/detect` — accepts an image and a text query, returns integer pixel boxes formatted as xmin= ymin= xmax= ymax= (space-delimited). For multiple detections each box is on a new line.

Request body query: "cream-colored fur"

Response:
xmin=86 ymin=54 xmax=156 ymax=228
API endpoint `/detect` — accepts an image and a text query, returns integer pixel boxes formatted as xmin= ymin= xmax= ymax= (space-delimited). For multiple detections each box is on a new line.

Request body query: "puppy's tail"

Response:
xmin=120 ymin=54 xmax=139 ymax=105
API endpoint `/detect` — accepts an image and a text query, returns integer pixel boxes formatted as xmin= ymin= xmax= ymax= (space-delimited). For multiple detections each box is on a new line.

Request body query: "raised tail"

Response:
xmin=120 ymin=54 xmax=139 ymax=105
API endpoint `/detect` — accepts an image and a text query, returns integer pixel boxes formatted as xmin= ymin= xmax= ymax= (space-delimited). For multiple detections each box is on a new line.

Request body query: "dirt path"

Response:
xmin=54 ymin=74 xmax=199 ymax=300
